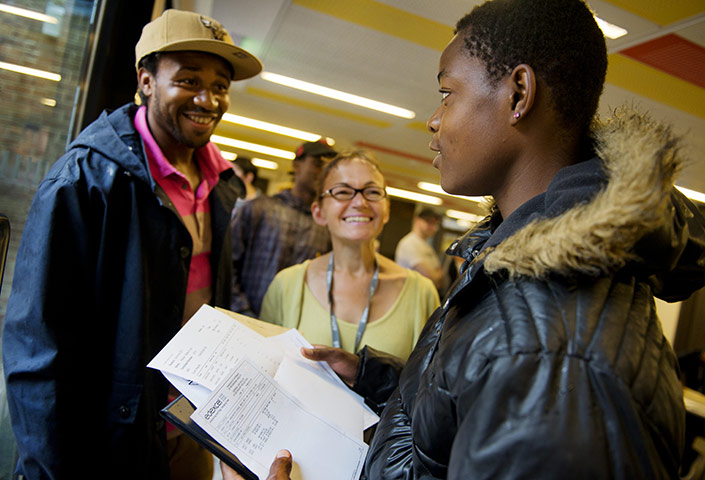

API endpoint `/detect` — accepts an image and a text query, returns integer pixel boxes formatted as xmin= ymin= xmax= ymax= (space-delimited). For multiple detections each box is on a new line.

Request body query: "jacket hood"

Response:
xmin=68 ymin=104 xmax=153 ymax=183
xmin=475 ymin=107 xmax=696 ymax=281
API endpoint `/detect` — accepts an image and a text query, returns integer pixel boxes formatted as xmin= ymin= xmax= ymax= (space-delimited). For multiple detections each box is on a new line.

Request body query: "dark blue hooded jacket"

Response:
xmin=3 ymin=103 xmax=242 ymax=479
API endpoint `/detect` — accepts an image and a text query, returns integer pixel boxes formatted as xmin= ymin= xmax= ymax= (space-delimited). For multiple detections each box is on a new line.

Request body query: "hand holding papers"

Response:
xmin=148 ymin=305 xmax=376 ymax=480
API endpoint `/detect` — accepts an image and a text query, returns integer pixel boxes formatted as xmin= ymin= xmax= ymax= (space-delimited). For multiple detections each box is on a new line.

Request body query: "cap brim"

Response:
xmin=150 ymin=39 xmax=262 ymax=81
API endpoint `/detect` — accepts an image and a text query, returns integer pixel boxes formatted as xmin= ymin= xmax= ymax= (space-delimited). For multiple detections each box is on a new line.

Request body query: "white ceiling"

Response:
xmin=175 ymin=0 xmax=705 ymax=214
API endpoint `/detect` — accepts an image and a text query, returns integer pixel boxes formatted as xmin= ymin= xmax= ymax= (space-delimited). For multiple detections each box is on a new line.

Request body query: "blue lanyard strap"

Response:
xmin=326 ymin=253 xmax=379 ymax=352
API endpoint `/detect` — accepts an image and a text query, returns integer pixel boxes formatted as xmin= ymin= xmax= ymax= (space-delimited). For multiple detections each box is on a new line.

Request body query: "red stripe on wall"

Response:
xmin=621 ymin=34 xmax=705 ymax=90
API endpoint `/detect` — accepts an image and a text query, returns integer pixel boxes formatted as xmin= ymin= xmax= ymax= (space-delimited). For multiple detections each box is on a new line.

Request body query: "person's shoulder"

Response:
xmin=233 ymin=193 xmax=292 ymax=229
xmin=43 ymin=134 xmax=129 ymax=189
xmin=71 ymin=104 xmax=137 ymax=146
xmin=303 ymin=255 xmax=329 ymax=276
xmin=274 ymin=259 xmax=311 ymax=280
xmin=397 ymin=232 xmax=415 ymax=244
xmin=272 ymin=189 xmax=311 ymax=214
xmin=405 ymin=268 xmax=438 ymax=294
xmin=61 ymin=103 xmax=144 ymax=175
xmin=405 ymin=267 xmax=431 ymax=283
xmin=377 ymin=254 xmax=407 ymax=277
xmin=249 ymin=191 xmax=291 ymax=212
xmin=237 ymin=192 xmax=273 ymax=216
xmin=396 ymin=232 xmax=421 ymax=252
xmin=264 ymin=260 xmax=311 ymax=304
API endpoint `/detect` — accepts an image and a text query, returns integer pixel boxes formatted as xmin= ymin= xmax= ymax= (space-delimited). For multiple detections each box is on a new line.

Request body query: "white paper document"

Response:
xmin=148 ymin=305 xmax=375 ymax=479
xmin=192 ymin=357 xmax=367 ymax=480
xmin=148 ymin=306 xmax=282 ymax=392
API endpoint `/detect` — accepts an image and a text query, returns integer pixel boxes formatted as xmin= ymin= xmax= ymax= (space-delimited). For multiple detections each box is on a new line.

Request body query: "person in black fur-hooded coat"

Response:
xmin=222 ymin=0 xmax=705 ymax=478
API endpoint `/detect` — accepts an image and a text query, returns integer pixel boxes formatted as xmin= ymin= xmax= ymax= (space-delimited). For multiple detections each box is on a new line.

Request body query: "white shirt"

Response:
xmin=395 ymin=232 xmax=441 ymax=272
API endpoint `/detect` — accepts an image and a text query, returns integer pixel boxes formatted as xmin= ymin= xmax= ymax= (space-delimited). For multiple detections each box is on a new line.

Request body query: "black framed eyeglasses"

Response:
xmin=321 ymin=185 xmax=387 ymax=202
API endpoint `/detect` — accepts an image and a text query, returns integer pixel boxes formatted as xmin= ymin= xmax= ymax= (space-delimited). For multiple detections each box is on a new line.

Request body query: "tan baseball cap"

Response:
xmin=135 ymin=9 xmax=262 ymax=81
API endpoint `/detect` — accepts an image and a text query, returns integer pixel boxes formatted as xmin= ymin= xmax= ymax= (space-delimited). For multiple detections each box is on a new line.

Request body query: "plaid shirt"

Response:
xmin=230 ymin=189 xmax=331 ymax=315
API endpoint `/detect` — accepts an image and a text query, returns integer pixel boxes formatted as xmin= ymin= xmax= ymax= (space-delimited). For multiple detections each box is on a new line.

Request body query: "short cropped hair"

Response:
xmin=455 ymin=0 xmax=607 ymax=135
xmin=234 ymin=157 xmax=258 ymax=182
xmin=416 ymin=208 xmax=441 ymax=223
xmin=136 ymin=52 xmax=162 ymax=106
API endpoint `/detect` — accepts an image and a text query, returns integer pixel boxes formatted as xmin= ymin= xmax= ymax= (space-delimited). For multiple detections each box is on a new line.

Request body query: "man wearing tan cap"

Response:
xmin=3 ymin=9 xmax=260 ymax=480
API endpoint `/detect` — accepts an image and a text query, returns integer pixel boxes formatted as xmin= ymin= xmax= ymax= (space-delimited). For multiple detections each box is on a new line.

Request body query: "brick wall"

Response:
xmin=0 ymin=0 xmax=93 ymax=324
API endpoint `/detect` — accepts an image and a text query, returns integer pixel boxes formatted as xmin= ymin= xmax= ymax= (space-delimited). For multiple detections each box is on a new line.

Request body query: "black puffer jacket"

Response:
xmin=360 ymin=109 xmax=705 ymax=479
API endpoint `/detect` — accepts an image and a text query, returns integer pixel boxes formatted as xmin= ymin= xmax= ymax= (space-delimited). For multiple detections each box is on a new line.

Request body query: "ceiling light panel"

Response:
xmin=446 ymin=209 xmax=484 ymax=223
xmin=267 ymin=0 xmax=443 ymax=116
xmin=594 ymin=16 xmax=628 ymax=40
xmin=221 ymin=113 xmax=323 ymax=142
xmin=261 ymin=71 xmax=416 ymax=119
xmin=676 ymin=185 xmax=705 ymax=203
xmin=0 ymin=61 xmax=60 ymax=81
xmin=252 ymin=158 xmax=279 ymax=170
xmin=386 ymin=186 xmax=442 ymax=205
xmin=417 ymin=182 xmax=486 ymax=203
xmin=210 ymin=135 xmax=296 ymax=159
xmin=0 ymin=3 xmax=58 ymax=23
xmin=219 ymin=151 xmax=237 ymax=161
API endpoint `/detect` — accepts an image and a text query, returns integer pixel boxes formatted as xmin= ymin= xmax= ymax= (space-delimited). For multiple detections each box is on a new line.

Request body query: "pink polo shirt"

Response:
xmin=134 ymin=105 xmax=233 ymax=325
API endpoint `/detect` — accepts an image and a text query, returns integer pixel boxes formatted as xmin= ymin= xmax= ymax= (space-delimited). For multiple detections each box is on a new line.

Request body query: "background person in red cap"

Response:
xmin=230 ymin=139 xmax=334 ymax=317
xmin=3 ymin=9 xmax=260 ymax=480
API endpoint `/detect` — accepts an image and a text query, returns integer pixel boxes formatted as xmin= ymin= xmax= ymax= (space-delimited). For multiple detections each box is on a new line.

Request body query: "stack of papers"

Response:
xmin=148 ymin=305 xmax=377 ymax=480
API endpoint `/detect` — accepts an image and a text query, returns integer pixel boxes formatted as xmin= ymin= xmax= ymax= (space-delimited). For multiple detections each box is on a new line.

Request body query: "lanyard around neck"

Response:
xmin=326 ymin=253 xmax=379 ymax=353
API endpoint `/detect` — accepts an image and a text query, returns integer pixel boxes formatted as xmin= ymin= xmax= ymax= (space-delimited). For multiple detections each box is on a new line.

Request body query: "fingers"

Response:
xmin=267 ymin=450 xmax=293 ymax=480
xmin=300 ymin=346 xmax=316 ymax=359
xmin=300 ymin=346 xmax=359 ymax=387
xmin=220 ymin=461 xmax=245 ymax=480
xmin=300 ymin=345 xmax=335 ymax=360
xmin=221 ymin=451 xmax=292 ymax=480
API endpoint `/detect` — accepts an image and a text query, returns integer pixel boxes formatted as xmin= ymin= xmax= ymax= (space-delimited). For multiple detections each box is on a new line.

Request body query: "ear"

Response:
xmin=311 ymin=200 xmax=328 ymax=227
xmin=508 ymin=64 xmax=536 ymax=125
xmin=381 ymin=197 xmax=391 ymax=225
xmin=137 ymin=67 xmax=155 ymax=102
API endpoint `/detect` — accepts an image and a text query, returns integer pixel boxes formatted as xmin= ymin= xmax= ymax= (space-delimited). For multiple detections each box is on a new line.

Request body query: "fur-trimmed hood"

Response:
xmin=448 ymin=107 xmax=705 ymax=299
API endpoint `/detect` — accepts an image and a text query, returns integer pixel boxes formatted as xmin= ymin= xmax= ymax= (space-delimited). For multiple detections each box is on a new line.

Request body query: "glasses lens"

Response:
xmin=362 ymin=187 xmax=385 ymax=201
xmin=330 ymin=186 xmax=354 ymax=200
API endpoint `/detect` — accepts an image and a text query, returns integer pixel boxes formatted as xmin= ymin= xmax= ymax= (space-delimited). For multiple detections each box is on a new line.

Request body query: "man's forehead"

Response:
xmin=158 ymin=51 xmax=233 ymax=80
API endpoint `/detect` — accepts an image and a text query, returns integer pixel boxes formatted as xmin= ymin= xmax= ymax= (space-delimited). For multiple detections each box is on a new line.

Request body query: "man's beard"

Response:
xmin=153 ymin=92 xmax=217 ymax=149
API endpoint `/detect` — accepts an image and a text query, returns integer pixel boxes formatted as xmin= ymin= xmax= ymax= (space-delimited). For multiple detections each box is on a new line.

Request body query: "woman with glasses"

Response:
xmin=259 ymin=149 xmax=439 ymax=358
